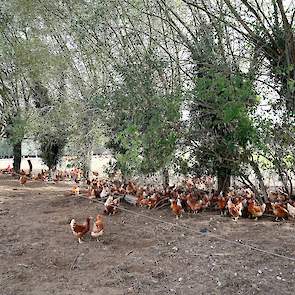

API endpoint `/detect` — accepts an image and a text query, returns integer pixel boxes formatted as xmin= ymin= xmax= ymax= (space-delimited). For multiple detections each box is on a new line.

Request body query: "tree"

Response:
xmin=254 ymin=115 xmax=295 ymax=196
xmin=0 ymin=0 xmax=66 ymax=172
xmin=186 ymin=69 xmax=258 ymax=193
xmin=182 ymin=0 xmax=295 ymax=113
xmin=103 ymin=49 xmax=182 ymax=184
xmin=0 ymin=0 xmax=291 ymax=197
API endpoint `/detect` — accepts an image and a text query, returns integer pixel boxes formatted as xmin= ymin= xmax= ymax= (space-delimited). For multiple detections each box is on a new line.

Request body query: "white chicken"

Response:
xmin=100 ymin=187 xmax=110 ymax=198
xmin=104 ymin=196 xmax=120 ymax=215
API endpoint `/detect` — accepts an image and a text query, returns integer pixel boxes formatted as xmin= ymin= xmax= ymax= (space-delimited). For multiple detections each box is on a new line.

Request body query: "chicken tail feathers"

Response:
xmin=70 ymin=219 xmax=76 ymax=233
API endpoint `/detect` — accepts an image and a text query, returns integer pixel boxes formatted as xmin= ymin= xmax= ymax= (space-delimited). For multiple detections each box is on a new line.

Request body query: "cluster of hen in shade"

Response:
xmin=2 ymin=165 xmax=295 ymax=244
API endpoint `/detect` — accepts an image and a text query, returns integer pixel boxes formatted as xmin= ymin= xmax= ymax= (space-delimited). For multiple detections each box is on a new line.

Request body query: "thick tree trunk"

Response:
xmin=250 ymin=160 xmax=268 ymax=201
xmin=81 ymin=147 xmax=92 ymax=180
xmin=122 ymin=173 xmax=127 ymax=185
xmin=13 ymin=142 xmax=22 ymax=173
xmin=217 ymin=167 xmax=231 ymax=195
xmin=27 ymin=159 xmax=33 ymax=176
xmin=48 ymin=169 xmax=53 ymax=181
xmin=162 ymin=168 xmax=169 ymax=189
xmin=79 ymin=113 xmax=93 ymax=180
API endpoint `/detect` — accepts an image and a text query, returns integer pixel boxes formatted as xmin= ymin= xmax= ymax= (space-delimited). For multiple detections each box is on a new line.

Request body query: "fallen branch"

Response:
xmin=155 ymin=197 xmax=169 ymax=209
xmin=123 ymin=194 xmax=137 ymax=206
xmin=125 ymin=250 xmax=134 ymax=256
xmin=69 ymin=253 xmax=84 ymax=270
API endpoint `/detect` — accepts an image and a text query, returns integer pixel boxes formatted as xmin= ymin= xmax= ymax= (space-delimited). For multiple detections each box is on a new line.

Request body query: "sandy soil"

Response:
xmin=1 ymin=175 xmax=295 ymax=295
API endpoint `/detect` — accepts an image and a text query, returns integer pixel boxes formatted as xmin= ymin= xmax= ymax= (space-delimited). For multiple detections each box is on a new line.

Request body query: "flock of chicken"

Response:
xmin=67 ymin=176 xmax=295 ymax=243
xmin=17 ymin=168 xmax=82 ymax=184
xmin=1 ymin=165 xmax=295 ymax=244
xmin=75 ymin=176 xmax=295 ymax=222
xmin=13 ymin=169 xmax=295 ymax=224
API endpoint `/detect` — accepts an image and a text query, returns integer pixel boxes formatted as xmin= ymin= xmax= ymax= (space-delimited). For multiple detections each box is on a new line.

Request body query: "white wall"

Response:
xmin=0 ymin=155 xmax=112 ymax=175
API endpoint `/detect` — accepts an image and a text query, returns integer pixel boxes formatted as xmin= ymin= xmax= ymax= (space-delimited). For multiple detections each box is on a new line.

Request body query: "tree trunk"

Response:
xmin=48 ymin=167 xmax=55 ymax=182
xmin=27 ymin=159 xmax=33 ymax=176
xmin=162 ymin=167 xmax=169 ymax=189
xmin=273 ymin=158 xmax=290 ymax=195
xmin=122 ymin=173 xmax=128 ymax=184
xmin=288 ymin=175 xmax=293 ymax=196
xmin=81 ymin=147 xmax=92 ymax=180
xmin=13 ymin=142 xmax=22 ymax=173
xmin=250 ymin=160 xmax=268 ymax=201
xmin=79 ymin=113 xmax=93 ymax=180
xmin=217 ymin=167 xmax=231 ymax=195
xmin=239 ymin=174 xmax=257 ymax=194
xmin=239 ymin=173 xmax=263 ymax=203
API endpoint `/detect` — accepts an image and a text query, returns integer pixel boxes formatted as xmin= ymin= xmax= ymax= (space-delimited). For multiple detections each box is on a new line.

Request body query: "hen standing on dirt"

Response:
xmin=70 ymin=217 xmax=92 ymax=243
xmin=91 ymin=214 xmax=104 ymax=241
xmin=19 ymin=175 xmax=27 ymax=186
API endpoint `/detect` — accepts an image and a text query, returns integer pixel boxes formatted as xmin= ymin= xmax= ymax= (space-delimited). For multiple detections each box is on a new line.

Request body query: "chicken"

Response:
xmin=268 ymin=190 xmax=288 ymax=202
xmin=91 ymin=214 xmax=104 ymax=241
xmin=104 ymin=195 xmax=113 ymax=205
xmin=147 ymin=193 xmax=161 ymax=209
xmin=19 ymin=175 xmax=27 ymax=186
xmin=136 ymin=190 xmax=149 ymax=207
xmin=227 ymin=198 xmax=243 ymax=221
xmin=276 ymin=190 xmax=288 ymax=202
xmin=217 ymin=194 xmax=228 ymax=216
xmin=201 ymin=195 xmax=211 ymax=210
xmin=104 ymin=196 xmax=120 ymax=215
xmin=19 ymin=169 xmax=26 ymax=176
xmin=118 ymin=185 xmax=126 ymax=195
xmin=185 ymin=179 xmax=195 ymax=190
xmin=100 ymin=187 xmax=109 ymax=199
xmin=70 ymin=217 xmax=92 ymax=243
xmin=93 ymin=186 xmax=103 ymax=198
xmin=33 ymin=173 xmax=44 ymax=181
xmin=126 ymin=181 xmax=137 ymax=195
xmin=87 ymin=188 xmax=96 ymax=199
xmin=40 ymin=170 xmax=48 ymax=181
xmin=111 ymin=186 xmax=121 ymax=196
xmin=287 ymin=203 xmax=295 ymax=218
xmin=210 ymin=191 xmax=219 ymax=208
xmin=71 ymin=185 xmax=80 ymax=196
xmin=247 ymin=199 xmax=266 ymax=220
xmin=170 ymin=198 xmax=184 ymax=219
xmin=138 ymin=197 xmax=150 ymax=207
xmin=86 ymin=179 xmax=92 ymax=187
xmin=264 ymin=201 xmax=273 ymax=214
xmin=4 ymin=164 xmax=13 ymax=174
xmin=186 ymin=194 xmax=203 ymax=214
xmin=243 ymin=189 xmax=254 ymax=200
xmin=271 ymin=203 xmax=288 ymax=221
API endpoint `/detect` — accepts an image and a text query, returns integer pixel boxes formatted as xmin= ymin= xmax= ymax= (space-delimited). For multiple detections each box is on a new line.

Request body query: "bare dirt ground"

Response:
xmin=1 ymin=175 xmax=295 ymax=295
